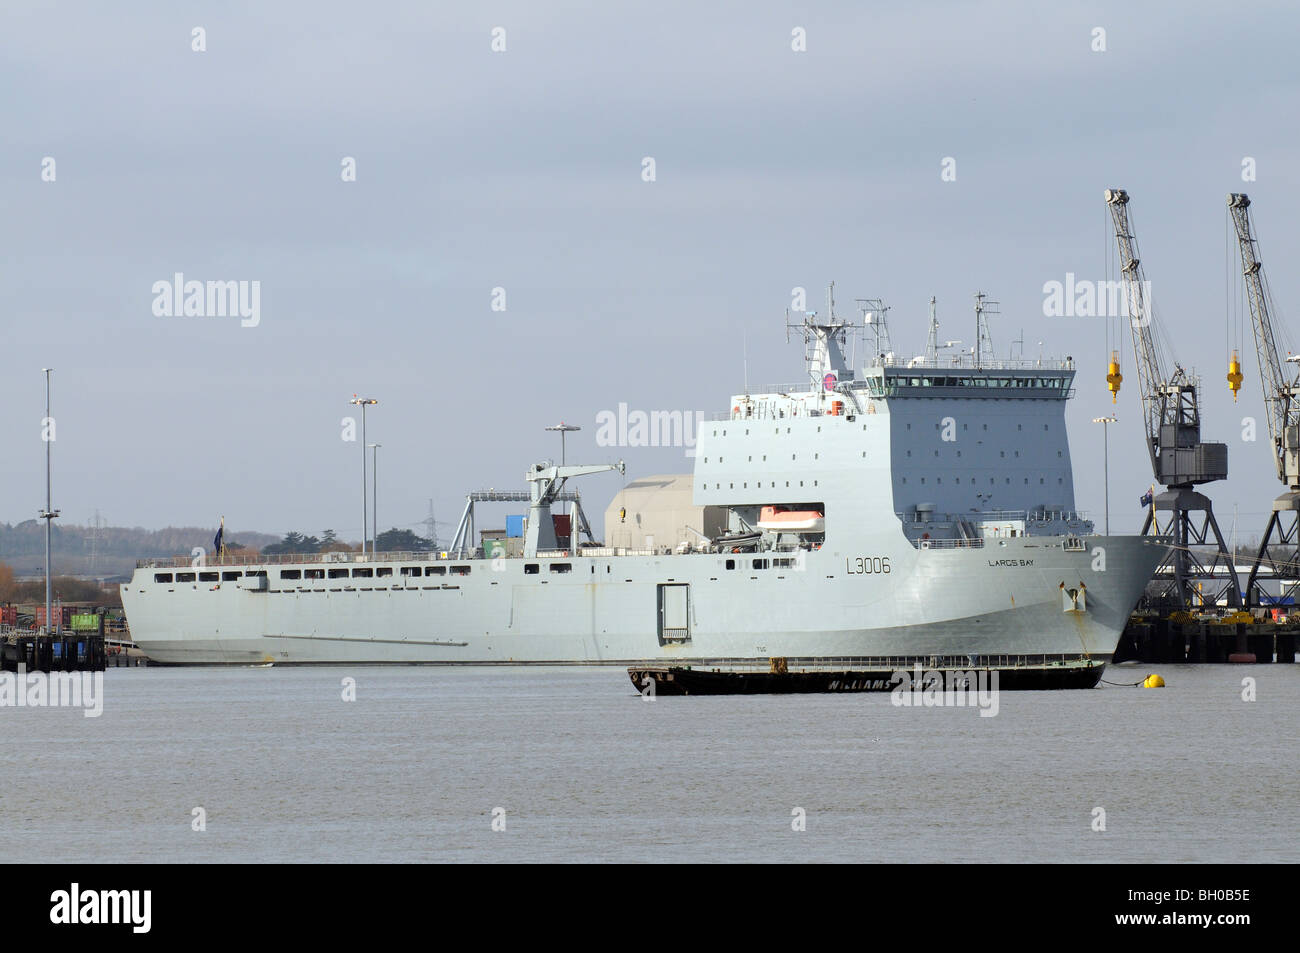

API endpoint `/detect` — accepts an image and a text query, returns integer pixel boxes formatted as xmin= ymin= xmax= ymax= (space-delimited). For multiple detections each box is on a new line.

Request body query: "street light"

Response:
xmin=39 ymin=368 xmax=60 ymax=635
xmin=1092 ymin=415 xmax=1117 ymax=535
xmin=545 ymin=422 xmax=580 ymax=466
xmin=350 ymin=395 xmax=377 ymax=555
xmin=368 ymin=443 xmax=381 ymax=556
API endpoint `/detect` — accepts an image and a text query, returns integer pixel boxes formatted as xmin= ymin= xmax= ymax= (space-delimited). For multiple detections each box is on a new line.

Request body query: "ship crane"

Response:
xmin=450 ymin=460 xmax=625 ymax=558
xmin=523 ymin=460 xmax=625 ymax=557
xmin=1105 ymin=188 xmax=1239 ymax=607
xmin=1227 ymin=192 xmax=1300 ymax=606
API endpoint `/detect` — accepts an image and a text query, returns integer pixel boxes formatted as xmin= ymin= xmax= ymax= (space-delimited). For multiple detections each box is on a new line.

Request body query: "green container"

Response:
xmin=70 ymin=613 xmax=101 ymax=631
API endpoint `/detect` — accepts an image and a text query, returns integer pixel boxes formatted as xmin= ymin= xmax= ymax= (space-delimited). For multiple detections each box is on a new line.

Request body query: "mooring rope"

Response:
xmin=1100 ymin=677 xmax=1146 ymax=687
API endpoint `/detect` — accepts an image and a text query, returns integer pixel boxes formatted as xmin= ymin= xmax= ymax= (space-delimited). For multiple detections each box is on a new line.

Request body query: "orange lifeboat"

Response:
xmin=757 ymin=506 xmax=825 ymax=533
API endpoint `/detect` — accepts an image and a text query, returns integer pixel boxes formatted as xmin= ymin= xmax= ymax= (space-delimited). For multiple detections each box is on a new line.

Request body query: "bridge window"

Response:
xmin=377 ymin=567 xmax=392 ymax=577
xmin=550 ymin=563 xmax=572 ymax=573
xmin=280 ymin=570 xmax=301 ymax=580
xmin=154 ymin=573 xmax=173 ymax=583
xmin=428 ymin=566 xmax=446 ymax=576
xmin=222 ymin=571 xmax=242 ymax=581
xmin=329 ymin=568 xmax=348 ymax=579
xmin=177 ymin=572 xmax=196 ymax=583
xmin=450 ymin=566 xmax=470 ymax=575
xmin=352 ymin=568 xmax=373 ymax=578
xmin=400 ymin=566 xmax=422 ymax=577
xmin=305 ymin=569 xmax=324 ymax=579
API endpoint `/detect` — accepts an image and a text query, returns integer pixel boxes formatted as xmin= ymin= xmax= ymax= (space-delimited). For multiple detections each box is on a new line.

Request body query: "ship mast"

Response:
xmin=787 ymin=282 xmax=859 ymax=395
xmin=973 ymin=292 xmax=998 ymax=368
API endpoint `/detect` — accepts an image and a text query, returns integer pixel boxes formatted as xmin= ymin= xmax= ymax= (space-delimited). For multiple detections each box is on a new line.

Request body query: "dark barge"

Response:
xmin=628 ymin=656 xmax=1104 ymax=696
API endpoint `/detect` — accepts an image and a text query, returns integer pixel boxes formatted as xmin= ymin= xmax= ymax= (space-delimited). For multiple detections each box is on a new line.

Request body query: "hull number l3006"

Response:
xmin=846 ymin=556 xmax=891 ymax=574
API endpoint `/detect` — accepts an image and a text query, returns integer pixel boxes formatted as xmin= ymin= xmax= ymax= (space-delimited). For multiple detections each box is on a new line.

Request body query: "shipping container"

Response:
xmin=505 ymin=514 xmax=525 ymax=538
xmin=35 ymin=606 xmax=76 ymax=626
xmin=70 ymin=613 xmax=102 ymax=632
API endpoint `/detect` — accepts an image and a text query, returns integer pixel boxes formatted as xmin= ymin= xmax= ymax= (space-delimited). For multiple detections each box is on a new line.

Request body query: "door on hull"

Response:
xmin=657 ymin=583 xmax=691 ymax=645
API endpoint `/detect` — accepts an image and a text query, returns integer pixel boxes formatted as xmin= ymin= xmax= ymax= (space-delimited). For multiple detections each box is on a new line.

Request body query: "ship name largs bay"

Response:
xmin=988 ymin=558 xmax=1034 ymax=567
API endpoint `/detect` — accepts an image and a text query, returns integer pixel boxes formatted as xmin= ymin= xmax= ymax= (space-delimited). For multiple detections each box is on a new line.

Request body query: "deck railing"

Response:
xmin=137 ymin=550 xmax=454 ymax=569
xmin=668 ymin=653 xmax=1094 ymax=672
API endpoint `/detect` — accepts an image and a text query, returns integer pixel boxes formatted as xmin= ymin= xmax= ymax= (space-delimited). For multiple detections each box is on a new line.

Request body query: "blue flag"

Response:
xmin=214 ymin=522 xmax=224 ymax=552
xmin=1140 ymin=490 xmax=1153 ymax=507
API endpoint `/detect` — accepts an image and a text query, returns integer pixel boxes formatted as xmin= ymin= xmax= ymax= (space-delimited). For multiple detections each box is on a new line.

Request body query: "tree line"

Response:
xmin=261 ymin=528 xmax=433 ymax=555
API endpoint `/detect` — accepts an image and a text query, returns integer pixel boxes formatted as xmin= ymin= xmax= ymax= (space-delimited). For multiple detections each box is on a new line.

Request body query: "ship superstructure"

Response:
xmin=122 ymin=287 xmax=1165 ymax=665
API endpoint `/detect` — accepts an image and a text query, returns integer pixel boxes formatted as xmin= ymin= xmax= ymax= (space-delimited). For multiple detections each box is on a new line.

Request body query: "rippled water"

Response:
xmin=1 ymin=663 xmax=1295 ymax=862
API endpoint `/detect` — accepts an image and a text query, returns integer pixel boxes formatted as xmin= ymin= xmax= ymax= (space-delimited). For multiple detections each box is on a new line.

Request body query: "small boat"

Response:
xmin=756 ymin=506 xmax=825 ymax=533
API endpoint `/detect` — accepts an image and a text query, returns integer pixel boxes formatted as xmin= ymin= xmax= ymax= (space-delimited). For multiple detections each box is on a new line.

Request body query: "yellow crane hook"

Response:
xmin=1106 ymin=350 xmax=1122 ymax=403
xmin=1227 ymin=349 xmax=1243 ymax=401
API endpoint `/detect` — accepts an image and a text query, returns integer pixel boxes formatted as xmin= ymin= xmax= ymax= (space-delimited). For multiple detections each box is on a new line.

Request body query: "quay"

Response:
xmin=1 ymin=631 xmax=106 ymax=673
xmin=1118 ymin=609 xmax=1298 ymax=664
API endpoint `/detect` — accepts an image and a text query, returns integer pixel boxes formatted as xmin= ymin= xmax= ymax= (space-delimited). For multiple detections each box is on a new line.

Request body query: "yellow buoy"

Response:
xmin=1142 ymin=673 xmax=1165 ymax=688
xmin=1106 ymin=350 xmax=1122 ymax=403
xmin=1227 ymin=350 xmax=1243 ymax=401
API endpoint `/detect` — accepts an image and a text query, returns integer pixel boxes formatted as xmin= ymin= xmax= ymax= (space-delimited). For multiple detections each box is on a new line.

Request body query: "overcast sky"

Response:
xmin=3 ymin=1 xmax=1299 ymax=546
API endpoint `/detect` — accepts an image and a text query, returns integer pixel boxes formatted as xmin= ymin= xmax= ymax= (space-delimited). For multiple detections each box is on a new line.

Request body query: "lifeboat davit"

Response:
xmin=757 ymin=506 xmax=825 ymax=533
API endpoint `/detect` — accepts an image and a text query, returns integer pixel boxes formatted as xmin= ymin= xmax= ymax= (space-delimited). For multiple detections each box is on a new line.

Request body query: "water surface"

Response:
xmin=1 ymin=663 xmax=1294 ymax=862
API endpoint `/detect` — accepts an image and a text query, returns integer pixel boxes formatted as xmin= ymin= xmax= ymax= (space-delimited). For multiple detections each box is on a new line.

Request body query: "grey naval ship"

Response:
xmin=123 ymin=288 xmax=1166 ymax=665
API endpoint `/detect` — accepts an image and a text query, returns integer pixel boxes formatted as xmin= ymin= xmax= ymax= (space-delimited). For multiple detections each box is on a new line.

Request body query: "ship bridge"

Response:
xmin=865 ymin=357 xmax=1076 ymax=399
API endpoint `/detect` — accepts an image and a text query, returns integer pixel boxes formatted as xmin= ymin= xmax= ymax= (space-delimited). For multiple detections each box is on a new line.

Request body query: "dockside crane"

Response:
xmin=1227 ymin=192 xmax=1300 ymax=606
xmin=1105 ymin=188 xmax=1240 ymax=607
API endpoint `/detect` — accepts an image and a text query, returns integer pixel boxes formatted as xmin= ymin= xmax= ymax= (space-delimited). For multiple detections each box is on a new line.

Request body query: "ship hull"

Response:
xmin=121 ymin=535 xmax=1164 ymax=665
